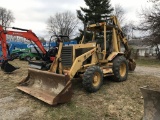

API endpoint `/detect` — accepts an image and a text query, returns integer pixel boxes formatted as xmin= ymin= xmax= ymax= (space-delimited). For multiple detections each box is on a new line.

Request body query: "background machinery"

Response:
xmin=0 ymin=26 xmax=57 ymax=72
xmin=0 ymin=41 xmax=29 ymax=59
xmin=19 ymin=40 xmax=77 ymax=61
xmin=17 ymin=16 xmax=136 ymax=105
xmin=11 ymin=48 xmax=31 ymax=59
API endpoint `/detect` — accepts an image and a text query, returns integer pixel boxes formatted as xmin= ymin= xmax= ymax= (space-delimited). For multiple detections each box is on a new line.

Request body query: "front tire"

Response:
xmin=19 ymin=56 xmax=23 ymax=60
xmin=35 ymin=57 xmax=41 ymax=60
xmin=25 ymin=56 xmax=31 ymax=61
xmin=82 ymin=66 xmax=103 ymax=92
xmin=112 ymin=56 xmax=128 ymax=82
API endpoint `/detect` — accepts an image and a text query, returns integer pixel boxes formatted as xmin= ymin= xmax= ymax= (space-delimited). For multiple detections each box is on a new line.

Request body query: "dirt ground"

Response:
xmin=135 ymin=65 xmax=160 ymax=78
xmin=0 ymin=60 xmax=160 ymax=120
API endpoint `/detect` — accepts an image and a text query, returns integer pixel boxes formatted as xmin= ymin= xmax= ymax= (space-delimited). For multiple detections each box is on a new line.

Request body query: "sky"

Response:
xmin=0 ymin=0 xmax=151 ymax=39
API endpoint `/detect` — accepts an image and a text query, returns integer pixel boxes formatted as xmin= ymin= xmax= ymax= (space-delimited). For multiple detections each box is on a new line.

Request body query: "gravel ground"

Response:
xmin=134 ymin=66 xmax=160 ymax=78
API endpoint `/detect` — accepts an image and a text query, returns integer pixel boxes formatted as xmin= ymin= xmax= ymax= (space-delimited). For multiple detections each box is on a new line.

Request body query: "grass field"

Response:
xmin=0 ymin=59 xmax=160 ymax=120
xmin=136 ymin=58 xmax=160 ymax=67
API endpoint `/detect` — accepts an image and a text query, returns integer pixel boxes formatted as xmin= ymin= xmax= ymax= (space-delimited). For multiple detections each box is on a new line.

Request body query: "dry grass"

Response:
xmin=0 ymin=59 xmax=160 ymax=120
xmin=136 ymin=58 xmax=160 ymax=67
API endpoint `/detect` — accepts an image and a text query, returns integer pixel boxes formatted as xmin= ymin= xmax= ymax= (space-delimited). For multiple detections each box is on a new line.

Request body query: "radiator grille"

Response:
xmin=61 ymin=46 xmax=73 ymax=67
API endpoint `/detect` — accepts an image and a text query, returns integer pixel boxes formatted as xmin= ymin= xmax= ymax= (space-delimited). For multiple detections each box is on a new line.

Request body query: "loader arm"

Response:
xmin=68 ymin=47 xmax=97 ymax=78
xmin=49 ymin=42 xmax=63 ymax=73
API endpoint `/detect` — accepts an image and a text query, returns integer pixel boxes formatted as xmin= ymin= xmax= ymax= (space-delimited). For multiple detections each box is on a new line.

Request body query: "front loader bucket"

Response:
xmin=140 ymin=86 xmax=160 ymax=120
xmin=1 ymin=60 xmax=19 ymax=73
xmin=17 ymin=68 xmax=73 ymax=105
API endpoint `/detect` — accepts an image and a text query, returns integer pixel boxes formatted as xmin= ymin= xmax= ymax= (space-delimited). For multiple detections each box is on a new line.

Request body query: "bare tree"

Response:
xmin=0 ymin=7 xmax=15 ymax=28
xmin=47 ymin=11 xmax=79 ymax=38
xmin=39 ymin=37 xmax=46 ymax=43
xmin=139 ymin=2 xmax=160 ymax=58
xmin=122 ymin=22 xmax=136 ymax=40
xmin=113 ymin=4 xmax=125 ymax=24
xmin=147 ymin=0 xmax=160 ymax=3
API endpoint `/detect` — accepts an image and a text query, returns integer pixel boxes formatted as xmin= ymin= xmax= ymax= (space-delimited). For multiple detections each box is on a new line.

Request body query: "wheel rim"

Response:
xmin=120 ymin=62 xmax=126 ymax=77
xmin=93 ymin=72 xmax=101 ymax=87
xmin=26 ymin=57 xmax=30 ymax=61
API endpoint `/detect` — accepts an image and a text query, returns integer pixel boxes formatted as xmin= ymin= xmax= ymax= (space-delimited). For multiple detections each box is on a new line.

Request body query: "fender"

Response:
xmin=107 ymin=52 xmax=124 ymax=61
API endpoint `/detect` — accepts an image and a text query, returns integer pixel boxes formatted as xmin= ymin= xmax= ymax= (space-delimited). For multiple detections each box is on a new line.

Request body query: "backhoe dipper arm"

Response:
xmin=111 ymin=16 xmax=131 ymax=58
xmin=111 ymin=16 xmax=136 ymax=71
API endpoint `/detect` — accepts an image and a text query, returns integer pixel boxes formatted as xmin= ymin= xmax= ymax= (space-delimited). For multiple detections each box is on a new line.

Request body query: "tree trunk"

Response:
xmin=155 ymin=44 xmax=160 ymax=60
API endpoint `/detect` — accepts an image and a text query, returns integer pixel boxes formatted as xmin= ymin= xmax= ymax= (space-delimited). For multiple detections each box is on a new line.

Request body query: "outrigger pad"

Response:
xmin=1 ymin=60 xmax=19 ymax=73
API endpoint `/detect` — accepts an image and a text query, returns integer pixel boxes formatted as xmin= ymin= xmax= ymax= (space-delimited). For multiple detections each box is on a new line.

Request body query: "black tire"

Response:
xmin=112 ymin=56 xmax=128 ymax=82
xmin=35 ymin=57 xmax=41 ymax=60
xmin=19 ymin=56 xmax=23 ymax=60
xmin=82 ymin=66 xmax=103 ymax=93
xmin=25 ymin=56 xmax=31 ymax=61
xmin=10 ymin=53 xmax=17 ymax=59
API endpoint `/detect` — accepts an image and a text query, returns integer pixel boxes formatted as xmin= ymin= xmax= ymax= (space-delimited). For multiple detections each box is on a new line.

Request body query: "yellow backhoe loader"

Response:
xmin=17 ymin=16 xmax=136 ymax=105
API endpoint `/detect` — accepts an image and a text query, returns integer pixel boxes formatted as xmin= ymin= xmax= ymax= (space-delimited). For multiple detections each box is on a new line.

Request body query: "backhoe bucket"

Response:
xmin=17 ymin=68 xmax=73 ymax=105
xmin=1 ymin=60 xmax=19 ymax=72
xmin=140 ymin=86 xmax=160 ymax=120
xmin=128 ymin=59 xmax=136 ymax=71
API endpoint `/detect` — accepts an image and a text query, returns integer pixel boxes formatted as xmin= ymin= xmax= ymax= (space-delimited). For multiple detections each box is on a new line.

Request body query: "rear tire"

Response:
xmin=82 ymin=66 xmax=103 ymax=93
xmin=25 ymin=56 xmax=31 ymax=61
xmin=112 ymin=56 xmax=128 ymax=82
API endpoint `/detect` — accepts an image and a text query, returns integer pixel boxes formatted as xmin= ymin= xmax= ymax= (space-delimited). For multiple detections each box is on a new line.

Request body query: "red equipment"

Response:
xmin=0 ymin=26 xmax=47 ymax=72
